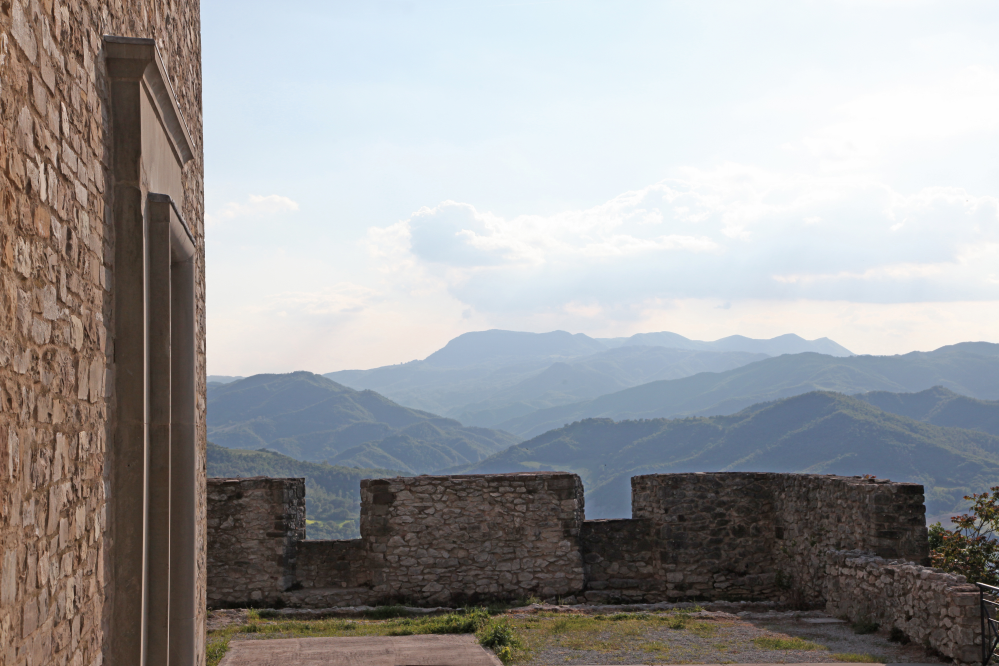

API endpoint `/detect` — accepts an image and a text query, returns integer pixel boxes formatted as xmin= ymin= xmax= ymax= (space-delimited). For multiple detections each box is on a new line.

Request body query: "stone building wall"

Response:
xmin=360 ymin=473 xmax=585 ymax=606
xmin=0 ymin=2 xmax=205 ymax=666
xmin=824 ymin=550 xmax=979 ymax=665
xmin=206 ymin=478 xmax=305 ymax=608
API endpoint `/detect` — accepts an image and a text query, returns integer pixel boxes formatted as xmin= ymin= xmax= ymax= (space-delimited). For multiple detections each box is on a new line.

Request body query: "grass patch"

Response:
xmin=205 ymin=606 xmax=728 ymax=665
xmin=834 ymin=653 xmax=884 ymax=662
xmin=752 ymin=635 xmax=827 ymax=651
xmin=364 ymin=605 xmax=411 ymax=620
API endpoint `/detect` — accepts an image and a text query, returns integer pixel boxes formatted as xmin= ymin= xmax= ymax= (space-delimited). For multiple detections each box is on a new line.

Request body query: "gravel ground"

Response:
xmin=516 ymin=611 xmax=946 ymax=665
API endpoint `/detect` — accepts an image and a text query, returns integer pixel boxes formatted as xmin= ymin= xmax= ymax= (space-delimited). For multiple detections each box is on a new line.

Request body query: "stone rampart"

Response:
xmin=206 ymin=477 xmax=305 ymax=608
xmin=771 ymin=474 xmax=929 ymax=605
xmin=824 ymin=550 xmax=979 ymax=664
xmin=360 ymin=472 xmax=585 ymax=605
xmin=205 ymin=471 xmax=977 ymax=663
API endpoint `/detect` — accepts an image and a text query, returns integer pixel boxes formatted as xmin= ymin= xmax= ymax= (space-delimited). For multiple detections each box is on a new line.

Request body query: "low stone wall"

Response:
xmin=206 ymin=477 xmax=305 ymax=607
xmin=361 ymin=472 xmax=586 ymax=605
xmin=296 ymin=539 xmax=371 ymax=589
xmin=772 ymin=474 xmax=929 ymax=605
xmin=580 ymin=519 xmax=657 ymax=603
xmin=824 ymin=550 xmax=979 ymax=664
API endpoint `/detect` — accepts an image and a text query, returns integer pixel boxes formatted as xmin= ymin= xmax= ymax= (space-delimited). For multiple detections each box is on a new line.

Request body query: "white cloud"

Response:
xmin=206 ymin=194 xmax=300 ymax=228
xmin=365 ymin=165 xmax=999 ymax=318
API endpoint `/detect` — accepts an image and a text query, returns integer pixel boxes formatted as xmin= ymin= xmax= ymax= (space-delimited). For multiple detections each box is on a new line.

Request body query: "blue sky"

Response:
xmin=203 ymin=0 xmax=999 ymax=374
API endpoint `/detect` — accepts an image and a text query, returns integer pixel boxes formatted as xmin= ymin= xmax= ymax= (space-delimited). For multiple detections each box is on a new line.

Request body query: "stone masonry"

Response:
xmin=207 ymin=472 xmax=979 ymax=663
xmin=0 ymin=2 xmax=206 ymax=666
xmin=361 ymin=473 xmax=586 ymax=605
xmin=207 ymin=478 xmax=304 ymax=609
xmin=824 ymin=550 xmax=980 ymax=665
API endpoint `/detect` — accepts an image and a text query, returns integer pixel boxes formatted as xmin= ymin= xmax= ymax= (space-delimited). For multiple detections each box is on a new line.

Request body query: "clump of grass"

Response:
xmin=752 ymin=635 xmax=826 ymax=651
xmin=641 ymin=641 xmax=669 ymax=654
xmin=388 ymin=607 xmax=491 ymax=636
xmin=686 ymin=621 xmax=717 ymax=638
xmin=478 ymin=619 xmax=521 ymax=664
xmin=851 ymin=618 xmax=880 ymax=635
xmin=205 ymin=633 xmax=231 ymax=666
xmin=245 ymin=608 xmax=261 ymax=621
xmin=834 ymin=653 xmax=883 ymax=662
xmin=661 ymin=612 xmax=691 ymax=630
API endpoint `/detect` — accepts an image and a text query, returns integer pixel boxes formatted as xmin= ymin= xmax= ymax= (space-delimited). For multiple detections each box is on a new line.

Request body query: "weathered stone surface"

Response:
xmin=360 ymin=473 xmax=586 ymax=606
xmin=207 ymin=478 xmax=305 ymax=608
xmin=0 ymin=1 xmax=206 ymax=665
xmin=824 ymin=550 xmax=979 ymax=665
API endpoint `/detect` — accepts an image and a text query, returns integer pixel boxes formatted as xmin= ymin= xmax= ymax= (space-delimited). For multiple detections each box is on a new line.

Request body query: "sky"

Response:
xmin=202 ymin=0 xmax=999 ymax=375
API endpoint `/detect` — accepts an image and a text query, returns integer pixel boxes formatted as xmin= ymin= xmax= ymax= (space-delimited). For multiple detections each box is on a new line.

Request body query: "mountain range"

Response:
xmin=496 ymin=342 xmax=999 ymax=438
xmin=324 ymin=329 xmax=850 ymax=427
xmin=448 ymin=387 xmax=999 ymax=522
xmin=206 ymin=372 xmax=518 ymax=474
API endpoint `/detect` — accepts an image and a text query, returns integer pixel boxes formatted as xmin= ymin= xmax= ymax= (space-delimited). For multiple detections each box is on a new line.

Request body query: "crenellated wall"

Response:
xmin=206 ymin=472 xmax=976 ymax=663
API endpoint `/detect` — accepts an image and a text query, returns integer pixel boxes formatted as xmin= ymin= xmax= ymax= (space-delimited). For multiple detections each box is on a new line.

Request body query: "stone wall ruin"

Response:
xmin=206 ymin=471 xmax=979 ymax=663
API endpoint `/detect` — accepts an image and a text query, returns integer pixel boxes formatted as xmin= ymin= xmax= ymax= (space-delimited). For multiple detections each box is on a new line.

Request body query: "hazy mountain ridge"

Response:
xmin=855 ymin=386 xmax=999 ymax=436
xmin=206 ymin=442 xmax=399 ymax=539
xmin=207 ymin=372 xmax=518 ymax=474
xmin=448 ymin=389 xmax=999 ymax=521
xmin=496 ymin=342 xmax=999 ymax=439
xmin=323 ymin=329 xmax=841 ymax=427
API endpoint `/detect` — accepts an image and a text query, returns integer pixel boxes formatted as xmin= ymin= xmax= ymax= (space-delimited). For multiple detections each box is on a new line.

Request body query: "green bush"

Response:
xmin=930 ymin=487 xmax=999 ymax=585
xmin=477 ymin=619 xmax=521 ymax=665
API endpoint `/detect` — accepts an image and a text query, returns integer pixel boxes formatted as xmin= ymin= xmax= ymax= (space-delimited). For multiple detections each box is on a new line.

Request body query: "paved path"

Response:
xmin=217 ymin=634 xmax=503 ymax=666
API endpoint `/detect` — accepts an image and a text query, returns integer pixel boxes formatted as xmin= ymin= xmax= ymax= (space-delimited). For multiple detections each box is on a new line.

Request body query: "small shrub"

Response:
xmin=929 ymin=487 xmax=999 ymax=585
xmin=478 ymin=620 xmax=517 ymax=648
xmin=477 ymin=618 xmax=521 ymax=664
xmin=851 ymin=618 xmax=880 ymax=635
xmin=888 ymin=627 xmax=910 ymax=644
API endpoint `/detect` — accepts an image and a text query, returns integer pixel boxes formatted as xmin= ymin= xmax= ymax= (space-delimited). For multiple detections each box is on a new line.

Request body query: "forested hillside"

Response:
xmin=451 ymin=390 xmax=999 ymax=522
xmin=207 ymin=372 xmax=518 ymax=473
xmin=497 ymin=342 xmax=999 ymax=438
